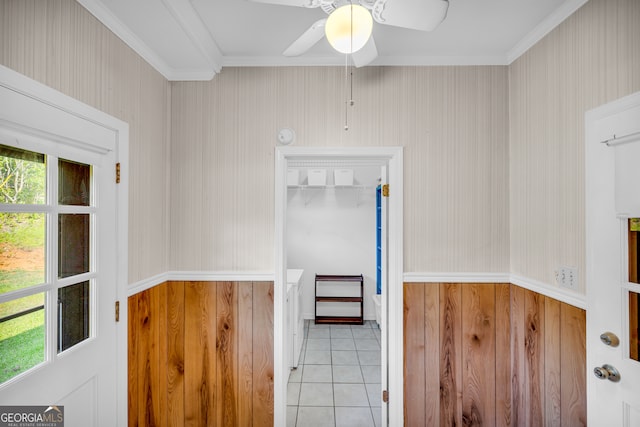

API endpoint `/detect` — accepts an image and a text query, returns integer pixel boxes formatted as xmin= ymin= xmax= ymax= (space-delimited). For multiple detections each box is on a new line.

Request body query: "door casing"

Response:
xmin=274 ymin=146 xmax=403 ymax=426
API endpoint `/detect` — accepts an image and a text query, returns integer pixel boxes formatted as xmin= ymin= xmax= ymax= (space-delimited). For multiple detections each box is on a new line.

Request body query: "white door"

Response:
xmin=586 ymin=91 xmax=640 ymax=426
xmin=0 ymin=67 xmax=126 ymax=427
xmin=379 ymin=165 xmax=389 ymax=426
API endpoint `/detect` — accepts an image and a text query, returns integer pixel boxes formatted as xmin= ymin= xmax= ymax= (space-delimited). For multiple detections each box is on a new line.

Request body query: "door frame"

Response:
xmin=274 ymin=146 xmax=403 ymax=426
xmin=585 ymin=90 xmax=640 ymax=425
xmin=0 ymin=65 xmax=129 ymax=426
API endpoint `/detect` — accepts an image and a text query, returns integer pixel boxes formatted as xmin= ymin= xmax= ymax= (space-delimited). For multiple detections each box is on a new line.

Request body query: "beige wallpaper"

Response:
xmin=509 ymin=0 xmax=640 ymax=293
xmin=0 ymin=0 xmax=171 ymax=283
xmin=170 ymin=66 xmax=510 ymax=272
xmin=9 ymin=0 xmax=630 ymax=289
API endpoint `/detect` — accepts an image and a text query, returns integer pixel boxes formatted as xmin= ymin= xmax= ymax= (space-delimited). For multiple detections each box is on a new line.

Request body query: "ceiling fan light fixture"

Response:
xmin=325 ymin=4 xmax=373 ymax=54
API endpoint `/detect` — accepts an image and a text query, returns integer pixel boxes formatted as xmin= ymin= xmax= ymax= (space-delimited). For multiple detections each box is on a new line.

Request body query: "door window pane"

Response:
xmin=0 ymin=293 xmax=45 ymax=382
xmin=0 ymin=213 xmax=45 ymax=291
xmin=57 ymin=281 xmax=89 ymax=352
xmin=58 ymin=159 xmax=90 ymax=206
xmin=0 ymin=144 xmax=46 ymax=205
xmin=631 ymin=291 xmax=639 ymax=362
xmin=58 ymin=214 xmax=89 ymax=278
xmin=630 ymin=219 xmax=639 ymax=284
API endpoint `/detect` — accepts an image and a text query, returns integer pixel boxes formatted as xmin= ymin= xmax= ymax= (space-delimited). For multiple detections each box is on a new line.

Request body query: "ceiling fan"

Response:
xmin=249 ymin=0 xmax=449 ymax=67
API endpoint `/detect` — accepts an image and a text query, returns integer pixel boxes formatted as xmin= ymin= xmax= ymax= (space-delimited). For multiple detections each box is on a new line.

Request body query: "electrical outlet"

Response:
xmin=555 ymin=266 xmax=578 ymax=290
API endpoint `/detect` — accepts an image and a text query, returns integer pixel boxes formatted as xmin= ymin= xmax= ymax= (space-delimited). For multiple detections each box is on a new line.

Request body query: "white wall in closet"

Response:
xmin=287 ymin=165 xmax=380 ymax=320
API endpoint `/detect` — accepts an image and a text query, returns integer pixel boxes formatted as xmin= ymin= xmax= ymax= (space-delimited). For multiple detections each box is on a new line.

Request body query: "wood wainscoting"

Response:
xmin=404 ymin=283 xmax=586 ymax=427
xmin=128 ymin=281 xmax=274 ymax=427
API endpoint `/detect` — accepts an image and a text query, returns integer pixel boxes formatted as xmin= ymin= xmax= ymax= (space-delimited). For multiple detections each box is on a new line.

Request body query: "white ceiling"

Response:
xmin=76 ymin=0 xmax=588 ymax=81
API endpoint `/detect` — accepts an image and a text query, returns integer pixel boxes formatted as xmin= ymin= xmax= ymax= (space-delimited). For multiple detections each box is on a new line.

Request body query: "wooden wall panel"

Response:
xmin=216 ymin=282 xmax=237 ymax=426
xmin=404 ymin=282 xmax=586 ymax=427
xmin=128 ymin=294 xmax=138 ymax=427
xmin=184 ymin=281 xmax=217 ymax=426
xmin=128 ymin=281 xmax=274 ymax=427
xmin=560 ymin=304 xmax=587 ymax=427
xmin=237 ymin=282 xmax=254 ymax=427
xmin=252 ymin=282 xmax=275 ymax=427
xmin=461 ymin=284 xmax=496 ymax=427
xmin=510 ymin=284 xmax=526 ymax=427
xmin=544 ymin=298 xmax=561 ymax=427
xmin=403 ymin=283 xmax=426 ymax=426
xmin=494 ymin=283 xmax=512 ymax=427
xmin=524 ymin=290 xmax=544 ymax=426
xmin=424 ymin=284 xmax=441 ymax=426
xmin=439 ymin=283 xmax=462 ymax=427
xmin=167 ymin=281 xmax=185 ymax=426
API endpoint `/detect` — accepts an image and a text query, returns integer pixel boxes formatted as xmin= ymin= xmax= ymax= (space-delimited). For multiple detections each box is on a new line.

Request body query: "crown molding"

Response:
xmin=78 ymin=0 xmax=587 ymax=79
xmin=77 ymin=0 xmax=178 ymax=80
xmin=77 ymin=0 xmax=221 ymax=81
xmin=222 ymin=54 xmax=509 ymax=68
xmin=160 ymin=0 xmax=223 ymax=74
xmin=506 ymin=0 xmax=589 ymax=64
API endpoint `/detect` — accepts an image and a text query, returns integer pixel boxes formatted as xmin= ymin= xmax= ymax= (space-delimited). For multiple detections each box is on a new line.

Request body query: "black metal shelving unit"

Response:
xmin=314 ymin=274 xmax=364 ymax=325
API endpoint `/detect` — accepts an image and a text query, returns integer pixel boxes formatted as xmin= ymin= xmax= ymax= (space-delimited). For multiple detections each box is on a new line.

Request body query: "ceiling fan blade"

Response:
xmin=351 ymin=36 xmax=377 ymax=67
xmin=373 ymin=0 xmax=449 ymax=31
xmin=283 ymin=19 xmax=327 ymax=56
xmin=248 ymin=0 xmax=321 ymax=8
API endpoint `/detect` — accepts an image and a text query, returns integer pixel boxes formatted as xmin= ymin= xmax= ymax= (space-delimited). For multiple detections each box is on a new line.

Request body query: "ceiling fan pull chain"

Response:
xmin=344 ymin=53 xmax=349 ymax=131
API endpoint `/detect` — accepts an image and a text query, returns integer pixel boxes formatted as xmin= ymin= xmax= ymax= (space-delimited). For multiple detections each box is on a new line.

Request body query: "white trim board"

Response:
xmin=127 ymin=270 xmax=587 ymax=309
xmin=403 ymin=272 xmax=510 ymax=283
xmin=126 ymin=271 xmax=275 ymax=297
xmin=404 ymin=272 xmax=586 ymax=310
xmin=509 ymin=274 xmax=586 ymax=310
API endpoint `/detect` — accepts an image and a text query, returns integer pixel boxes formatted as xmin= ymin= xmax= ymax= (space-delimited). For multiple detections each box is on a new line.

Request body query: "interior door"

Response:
xmin=0 ymin=68 xmax=121 ymax=426
xmin=379 ymin=165 xmax=389 ymax=426
xmin=586 ymin=92 xmax=640 ymax=426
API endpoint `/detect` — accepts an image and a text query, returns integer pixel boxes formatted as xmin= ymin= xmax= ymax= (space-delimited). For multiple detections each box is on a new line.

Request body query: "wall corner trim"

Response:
xmin=510 ymin=273 xmax=586 ymax=310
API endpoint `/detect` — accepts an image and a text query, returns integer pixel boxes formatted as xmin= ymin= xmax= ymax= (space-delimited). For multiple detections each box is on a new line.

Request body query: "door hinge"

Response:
xmin=115 ymin=162 xmax=121 ymax=184
xmin=115 ymin=301 xmax=120 ymax=322
xmin=382 ymin=184 xmax=389 ymax=197
xmin=382 ymin=390 xmax=389 ymax=403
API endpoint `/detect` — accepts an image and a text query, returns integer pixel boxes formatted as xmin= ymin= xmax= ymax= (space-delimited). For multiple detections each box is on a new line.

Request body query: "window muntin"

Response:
xmin=58 ymin=214 xmax=90 ymax=279
xmin=0 ymin=212 xmax=45 ymax=290
xmin=58 ymin=159 xmax=90 ymax=206
xmin=629 ymin=219 xmax=640 ymax=362
xmin=0 ymin=144 xmax=96 ymax=384
xmin=57 ymin=281 xmax=90 ymax=353
xmin=0 ymin=145 xmax=46 ymax=205
xmin=0 ymin=293 xmax=45 ymax=383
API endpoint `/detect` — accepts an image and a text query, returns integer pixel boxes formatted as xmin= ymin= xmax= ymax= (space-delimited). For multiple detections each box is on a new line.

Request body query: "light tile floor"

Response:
xmin=287 ymin=320 xmax=382 ymax=427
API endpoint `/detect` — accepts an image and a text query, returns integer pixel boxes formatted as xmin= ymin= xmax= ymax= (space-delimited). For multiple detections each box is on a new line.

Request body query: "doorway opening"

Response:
xmin=274 ymin=146 xmax=403 ymax=427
